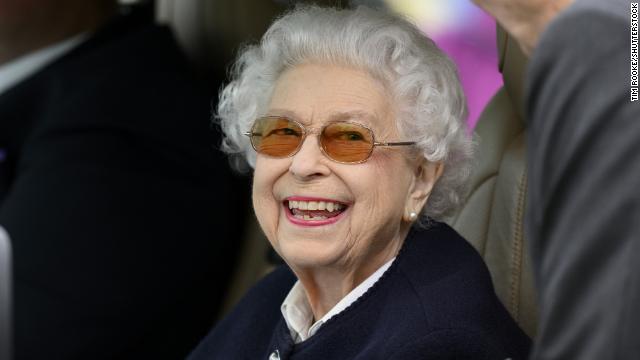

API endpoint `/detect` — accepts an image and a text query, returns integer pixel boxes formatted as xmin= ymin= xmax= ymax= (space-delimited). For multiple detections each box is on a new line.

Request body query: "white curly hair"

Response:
xmin=216 ymin=4 xmax=475 ymax=221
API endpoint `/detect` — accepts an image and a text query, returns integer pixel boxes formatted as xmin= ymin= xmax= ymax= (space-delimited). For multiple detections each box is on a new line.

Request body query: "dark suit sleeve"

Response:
xmin=0 ymin=23 xmax=246 ymax=359
xmin=526 ymin=1 xmax=640 ymax=359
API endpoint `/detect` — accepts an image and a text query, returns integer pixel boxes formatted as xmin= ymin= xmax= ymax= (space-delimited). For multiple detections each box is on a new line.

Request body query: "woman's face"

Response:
xmin=252 ymin=63 xmax=435 ymax=275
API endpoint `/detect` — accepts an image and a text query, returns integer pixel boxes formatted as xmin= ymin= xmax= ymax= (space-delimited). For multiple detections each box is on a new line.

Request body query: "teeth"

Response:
xmin=298 ymin=214 xmax=328 ymax=221
xmin=287 ymin=199 xmax=345 ymax=212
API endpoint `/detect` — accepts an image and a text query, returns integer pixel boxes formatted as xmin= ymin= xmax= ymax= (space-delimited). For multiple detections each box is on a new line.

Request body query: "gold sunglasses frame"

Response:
xmin=243 ymin=116 xmax=416 ymax=164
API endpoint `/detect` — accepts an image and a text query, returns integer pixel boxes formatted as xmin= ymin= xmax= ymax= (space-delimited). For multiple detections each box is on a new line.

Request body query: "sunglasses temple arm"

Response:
xmin=373 ymin=141 xmax=417 ymax=147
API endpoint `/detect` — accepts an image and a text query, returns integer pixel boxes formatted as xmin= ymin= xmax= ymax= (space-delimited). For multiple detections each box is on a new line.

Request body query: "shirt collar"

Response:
xmin=280 ymin=257 xmax=395 ymax=343
xmin=0 ymin=33 xmax=87 ymax=96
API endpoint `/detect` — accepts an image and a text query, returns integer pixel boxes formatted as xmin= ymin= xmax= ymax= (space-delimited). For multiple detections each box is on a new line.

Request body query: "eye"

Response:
xmin=339 ymin=131 xmax=365 ymax=141
xmin=323 ymin=123 xmax=372 ymax=144
xmin=266 ymin=127 xmax=301 ymax=137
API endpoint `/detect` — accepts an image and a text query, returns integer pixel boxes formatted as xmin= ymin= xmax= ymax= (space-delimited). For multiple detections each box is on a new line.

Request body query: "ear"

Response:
xmin=404 ymin=159 xmax=444 ymax=220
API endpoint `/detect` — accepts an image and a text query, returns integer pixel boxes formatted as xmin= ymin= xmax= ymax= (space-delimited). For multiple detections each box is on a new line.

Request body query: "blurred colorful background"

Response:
xmin=383 ymin=0 xmax=502 ymax=130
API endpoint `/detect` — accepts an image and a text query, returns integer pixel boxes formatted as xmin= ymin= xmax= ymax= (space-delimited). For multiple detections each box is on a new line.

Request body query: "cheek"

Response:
xmin=379 ymin=163 xmax=414 ymax=218
xmin=350 ymin=155 xmax=412 ymax=226
xmin=251 ymin=159 xmax=283 ymax=238
xmin=371 ymin=154 xmax=412 ymax=205
xmin=369 ymin=177 xmax=407 ymax=221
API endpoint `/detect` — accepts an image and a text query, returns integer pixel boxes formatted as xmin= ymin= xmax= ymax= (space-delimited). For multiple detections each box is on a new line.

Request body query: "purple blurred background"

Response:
xmin=383 ymin=0 xmax=503 ymax=130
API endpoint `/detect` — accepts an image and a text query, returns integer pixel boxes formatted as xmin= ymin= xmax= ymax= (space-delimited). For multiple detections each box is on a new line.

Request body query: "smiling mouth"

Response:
xmin=284 ymin=199 xmax=348 ymax=221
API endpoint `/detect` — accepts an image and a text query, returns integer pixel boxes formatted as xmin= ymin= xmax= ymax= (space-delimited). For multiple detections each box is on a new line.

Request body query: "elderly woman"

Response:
xmin=190 ymin=5 xmax=530 ymax=360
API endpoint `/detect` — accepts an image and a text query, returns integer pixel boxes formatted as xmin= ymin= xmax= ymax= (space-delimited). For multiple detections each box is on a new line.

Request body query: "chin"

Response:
xmin=277 ymin=237 xmax=342 ymax=270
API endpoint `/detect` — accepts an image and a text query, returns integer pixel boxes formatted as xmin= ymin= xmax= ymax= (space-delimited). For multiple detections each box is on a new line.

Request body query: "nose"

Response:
xmin=289 ymin=135 xmax=331 ymax=180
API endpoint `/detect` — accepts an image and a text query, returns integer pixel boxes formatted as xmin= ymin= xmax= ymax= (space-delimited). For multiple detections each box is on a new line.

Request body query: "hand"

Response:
xmin=471 ymin=0 xmax=575 ymax=55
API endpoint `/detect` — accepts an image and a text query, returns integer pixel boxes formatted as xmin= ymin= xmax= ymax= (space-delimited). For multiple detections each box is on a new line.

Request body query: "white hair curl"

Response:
xmin=216 ymin=5 xmax=475 ymax=221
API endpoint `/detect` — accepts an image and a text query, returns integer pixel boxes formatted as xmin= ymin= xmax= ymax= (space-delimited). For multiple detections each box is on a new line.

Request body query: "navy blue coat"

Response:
xmin=189 ymin=222 xmax=531 ymax=359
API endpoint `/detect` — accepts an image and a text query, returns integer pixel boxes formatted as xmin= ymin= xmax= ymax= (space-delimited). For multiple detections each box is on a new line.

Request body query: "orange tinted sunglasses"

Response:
xmin=243 ymin=116 xmax=416 ymax=164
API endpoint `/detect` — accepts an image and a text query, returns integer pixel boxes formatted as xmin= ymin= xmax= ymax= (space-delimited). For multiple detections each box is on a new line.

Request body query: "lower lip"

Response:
xmin=284 ymin=205 xmax=347 ymax=227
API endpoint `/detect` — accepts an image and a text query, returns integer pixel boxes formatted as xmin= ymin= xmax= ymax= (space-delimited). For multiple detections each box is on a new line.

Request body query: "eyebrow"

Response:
xmin=264 ymin=108 xmax=300 ymax=121
xmin=327 ymin=110 xmax=378 ymax=126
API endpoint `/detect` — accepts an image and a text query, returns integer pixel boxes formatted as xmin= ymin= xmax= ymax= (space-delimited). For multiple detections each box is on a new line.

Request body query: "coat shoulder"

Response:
xmin=395 ymin=222 xmax=531 ymax=357
xmin=188 ymin=266 xmax=296 ymax=359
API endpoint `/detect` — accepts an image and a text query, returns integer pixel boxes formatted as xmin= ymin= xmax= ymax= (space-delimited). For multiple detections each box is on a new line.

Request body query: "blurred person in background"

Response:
xmin=188 ymin=6 xmax=530 ymax=360
xmin=0 ymin=0 xmax=242 ymax=358
xmin=473 ymin=0 xmax=640 ymax=358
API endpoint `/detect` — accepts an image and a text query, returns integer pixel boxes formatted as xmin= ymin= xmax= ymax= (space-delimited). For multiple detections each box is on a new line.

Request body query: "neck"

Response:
xmin=291 ymin=225 xmax=409 ymax=321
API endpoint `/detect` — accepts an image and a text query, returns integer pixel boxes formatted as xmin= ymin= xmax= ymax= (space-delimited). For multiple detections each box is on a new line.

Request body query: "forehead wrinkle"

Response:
xmin=267 ymin=64 xmax=396 ymax=132
xmin=264 ymin=108 xmax=400 ymax=141
xmin=265 ymin=108 xmax=382 ymax=128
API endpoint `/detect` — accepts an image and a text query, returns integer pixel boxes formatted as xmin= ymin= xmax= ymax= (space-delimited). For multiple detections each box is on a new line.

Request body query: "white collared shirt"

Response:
xmin=0 ymin=33 xmax=87 ymax=96
xmin=280 ymin=257 xmax=395 ymax=344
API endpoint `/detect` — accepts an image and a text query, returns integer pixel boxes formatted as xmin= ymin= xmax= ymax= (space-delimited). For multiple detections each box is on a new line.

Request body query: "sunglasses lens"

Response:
xmin=250 ymin=117 xmax=303 ymax=157
xmin=321 ymin=123 xmax=374 ymax=163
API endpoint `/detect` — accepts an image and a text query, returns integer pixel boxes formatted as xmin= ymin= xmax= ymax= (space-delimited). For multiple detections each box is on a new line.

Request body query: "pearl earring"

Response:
xmin=409 ymin=212 xmax=418 ymax=221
